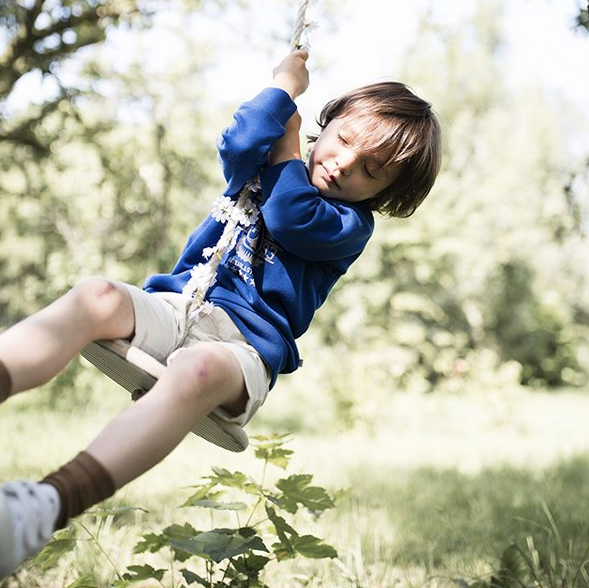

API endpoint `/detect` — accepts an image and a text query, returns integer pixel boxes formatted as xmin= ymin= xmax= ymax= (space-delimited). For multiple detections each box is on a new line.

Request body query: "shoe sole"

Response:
xmin=0 ymin=489 xmax=16 ymax=580
xmin=80 ymin=340 xmax=249 ymax=453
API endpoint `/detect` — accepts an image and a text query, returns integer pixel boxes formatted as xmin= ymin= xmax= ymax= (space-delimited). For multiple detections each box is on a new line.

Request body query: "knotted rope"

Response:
xmin=185 ymin=0 xmax=313 ymax=320
xmin=290 ymin=0 xmax=311 ymax=49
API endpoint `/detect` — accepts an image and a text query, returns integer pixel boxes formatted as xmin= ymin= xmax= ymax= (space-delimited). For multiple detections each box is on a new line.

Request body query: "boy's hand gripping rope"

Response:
xmin=186 ymin=0 xmax=313 ymax=320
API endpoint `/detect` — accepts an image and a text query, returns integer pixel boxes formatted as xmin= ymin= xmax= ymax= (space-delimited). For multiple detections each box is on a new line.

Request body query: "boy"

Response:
xmin=0 ymin=50 xmax=441 ymax=579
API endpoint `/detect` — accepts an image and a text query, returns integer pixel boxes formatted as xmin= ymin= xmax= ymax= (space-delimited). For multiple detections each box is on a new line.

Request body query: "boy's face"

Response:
xmin=307 ymin=117 xmax=401 ymax=203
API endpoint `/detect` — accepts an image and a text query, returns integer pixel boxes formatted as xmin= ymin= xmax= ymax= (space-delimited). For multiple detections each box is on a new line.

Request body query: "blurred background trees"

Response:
xmin=0 ymin=0 xmax=143 ymax=153
xmin=303 ymin=1 xmax=588 ymax=415
xmin=0 ymin=0 xmax=223 ymax=325
xmin=0 ymin=0 xmax=587 ymax=417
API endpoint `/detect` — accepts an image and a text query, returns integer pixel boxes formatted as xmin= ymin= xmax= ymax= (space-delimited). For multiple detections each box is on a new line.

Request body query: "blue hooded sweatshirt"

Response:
xmin=143 ymin=87 xmax=374 ymax=387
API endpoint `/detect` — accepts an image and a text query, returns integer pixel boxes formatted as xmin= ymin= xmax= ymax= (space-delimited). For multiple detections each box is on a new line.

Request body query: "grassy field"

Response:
xmin=2 ymin=373 xmax=589 ymax=587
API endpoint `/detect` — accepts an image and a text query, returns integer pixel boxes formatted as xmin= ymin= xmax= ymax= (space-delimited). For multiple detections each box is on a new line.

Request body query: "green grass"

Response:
xmin=2 ymin=374 xmax=589 ymax=587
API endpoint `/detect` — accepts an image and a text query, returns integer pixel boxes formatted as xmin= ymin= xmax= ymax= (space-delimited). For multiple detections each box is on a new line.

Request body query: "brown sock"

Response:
xmin=0 ymin=359 xmax=12 ymax=403
xmin=41 ymin=451 xmax=116 ymax=530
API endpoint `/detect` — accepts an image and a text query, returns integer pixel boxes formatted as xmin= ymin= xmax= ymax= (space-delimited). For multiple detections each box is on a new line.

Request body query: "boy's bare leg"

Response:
xmin=1 ymin=295 xmax=247 ymax=579
xmin=40 ymin=342 xmax=246 ymax=528
xmin=85 ymin=342 xmax=246 ymax=488
xmin=0 ymin=277 xmax=135 ymax=396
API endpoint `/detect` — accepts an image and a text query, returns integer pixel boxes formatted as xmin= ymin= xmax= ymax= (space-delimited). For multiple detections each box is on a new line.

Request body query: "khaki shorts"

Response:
xmin=119 ymin=284 xmax=270 ymax=427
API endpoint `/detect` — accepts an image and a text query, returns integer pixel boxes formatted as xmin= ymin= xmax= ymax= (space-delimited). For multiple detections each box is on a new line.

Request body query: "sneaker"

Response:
xmin=0 ymin=481 xmax=60 ymax=580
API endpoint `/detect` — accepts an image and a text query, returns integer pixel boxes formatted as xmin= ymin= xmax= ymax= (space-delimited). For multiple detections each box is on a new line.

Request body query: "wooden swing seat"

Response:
xmin=80 ymin=340 xmax=249 ymax=453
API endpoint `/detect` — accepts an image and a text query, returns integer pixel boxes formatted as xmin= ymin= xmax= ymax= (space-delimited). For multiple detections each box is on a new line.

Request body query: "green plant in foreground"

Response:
xmin=31 ymin=434 xmax=338 ymax=587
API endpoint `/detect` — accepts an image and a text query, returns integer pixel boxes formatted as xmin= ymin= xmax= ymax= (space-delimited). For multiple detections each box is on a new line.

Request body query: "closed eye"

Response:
xmin=363 ymin=165 xmax=376 ymax=179
xmin=337 ymin=133 xmax=349 ymax=146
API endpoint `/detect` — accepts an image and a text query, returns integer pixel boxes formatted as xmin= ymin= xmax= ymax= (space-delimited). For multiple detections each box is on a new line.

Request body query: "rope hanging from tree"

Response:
xmin=183 ymin=0 xmax=314 ymax=324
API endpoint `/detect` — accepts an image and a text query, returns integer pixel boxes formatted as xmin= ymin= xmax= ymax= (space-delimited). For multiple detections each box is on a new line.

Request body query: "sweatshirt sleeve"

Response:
xmin=259 ymin=159 xmax=374 ymax=262
xmin=217 ymin=87 xmax=297 ymax=196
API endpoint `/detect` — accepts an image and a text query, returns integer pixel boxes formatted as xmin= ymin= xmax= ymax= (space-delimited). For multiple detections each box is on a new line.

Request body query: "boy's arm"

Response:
xmin=260 ymin=160 xmax=374 ymax=262
xmin=216 ymin=90 xmax=296 ymax=196
xmin=268 ymin=111 xmax=302 ymax=165
xmin=216 ymin=50 xmax=309 ymax=196
xmin=268 ymin=50 xmax=309 ymax=166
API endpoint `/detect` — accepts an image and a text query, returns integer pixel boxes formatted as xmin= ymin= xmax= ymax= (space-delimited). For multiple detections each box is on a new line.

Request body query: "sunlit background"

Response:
xmin=1 ymin=1 xmax=589 ymax=586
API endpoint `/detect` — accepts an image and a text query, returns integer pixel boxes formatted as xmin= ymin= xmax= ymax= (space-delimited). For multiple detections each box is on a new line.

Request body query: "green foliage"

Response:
xmin=274 ymin=474 xmax=335 ymax=515
xmin=332 ymin=454 xmax=589 ymax=581
xmin=457 ymin=509 xmax=589 ymax=588
xmin=251 ymin=434 xmax=294 ymax=469
xmin=30 ymin=435 xmax=337 ymax=587
xmin=0 ymin=0 xmax=148 ymax=153
xmin=484 ymin=259 xmax=582 ymax=386
xmin=64 ymin=575 xmax=100 ymax=588
xmin=5 ymin=390 xmax=589 ymax=587
xmin=33 ymin=526 xmax=78 ymax=571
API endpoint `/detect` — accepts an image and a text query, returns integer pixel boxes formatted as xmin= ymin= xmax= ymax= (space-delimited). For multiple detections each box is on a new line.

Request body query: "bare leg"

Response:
xmin=0 ymin=277 xmax=135 ymax=395
xmin=86 ymin=342 xmax=247 ymax=488
xmin=0 ymin=290 xmax=250 ymax=580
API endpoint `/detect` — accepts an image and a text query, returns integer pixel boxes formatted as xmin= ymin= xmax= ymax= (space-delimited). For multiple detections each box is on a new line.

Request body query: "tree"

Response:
xmin=0 ymin=4 xmax=226 ymax=317
xmin=0 ymin=0 xmax=148 ymax=154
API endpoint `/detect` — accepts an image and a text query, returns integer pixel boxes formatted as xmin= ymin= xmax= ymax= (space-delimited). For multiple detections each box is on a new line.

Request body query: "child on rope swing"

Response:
xmin=0 ymin=48 xmax=442 ymax=578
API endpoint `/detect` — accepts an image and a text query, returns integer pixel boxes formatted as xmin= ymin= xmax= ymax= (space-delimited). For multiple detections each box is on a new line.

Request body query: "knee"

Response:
xmin=164 ymin=344 xmax=239 ymax=407
xmin=70 ymin=277 xmax=127 ymax=328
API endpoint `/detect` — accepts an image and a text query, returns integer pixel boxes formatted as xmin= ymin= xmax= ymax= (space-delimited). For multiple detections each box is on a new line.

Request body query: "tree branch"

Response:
xmin=0 ymin=1 xmax=140 ymax=99
xmin=0 ymin=91 xmax=71 ymax=155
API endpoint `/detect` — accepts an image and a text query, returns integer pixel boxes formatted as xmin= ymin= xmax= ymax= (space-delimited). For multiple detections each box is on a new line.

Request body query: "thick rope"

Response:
xmin=290 ymin=0 xmax=311 ymax=49
xmin=186 ymin=0 xmax=313 ymax=320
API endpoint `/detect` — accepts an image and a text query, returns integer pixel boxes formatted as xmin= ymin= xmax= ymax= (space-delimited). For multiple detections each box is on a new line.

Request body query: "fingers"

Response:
xmin=291 ymin=48 xmax=309 ymax=61
xmin=274 ymin=50 xmax=308 ymax=73
xmin=272 ymin=50 xmax=310 ymax=99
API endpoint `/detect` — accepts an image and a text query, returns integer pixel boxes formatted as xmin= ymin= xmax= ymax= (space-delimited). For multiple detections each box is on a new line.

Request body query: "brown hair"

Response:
xmin=310 ymin=82 xmax=442 ymax=217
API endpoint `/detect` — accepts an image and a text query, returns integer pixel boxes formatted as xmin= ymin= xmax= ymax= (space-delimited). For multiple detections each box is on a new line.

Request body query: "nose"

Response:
xmin=335 ymin=149 xmax=358 ymax=176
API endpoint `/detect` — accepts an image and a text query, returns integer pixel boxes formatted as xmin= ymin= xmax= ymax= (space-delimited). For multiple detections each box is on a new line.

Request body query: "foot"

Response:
xmin=0 ymin=481 xmax=60 ymax=580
